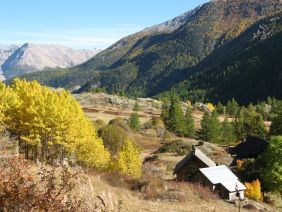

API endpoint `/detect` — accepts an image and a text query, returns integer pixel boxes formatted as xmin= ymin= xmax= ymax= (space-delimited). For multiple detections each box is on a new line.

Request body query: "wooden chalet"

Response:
xmin=199 ymin=166 xmax=246 ymax=201
xmin=174 ymin=147 xmax=246 ymax=201
xmin=173 ymin=147 xmax=216 ymax=181
xmin=229 ymin=136 xmax=269 ymax=166
xmin=229 ymin=136 xmax=268 ymax=159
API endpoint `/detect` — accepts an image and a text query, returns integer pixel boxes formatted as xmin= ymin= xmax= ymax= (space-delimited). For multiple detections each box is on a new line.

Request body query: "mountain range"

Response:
xmin=12 ymin=0 xmax=282 ymax=104
xmin=0 ymin=43 xmax=100 ymax=80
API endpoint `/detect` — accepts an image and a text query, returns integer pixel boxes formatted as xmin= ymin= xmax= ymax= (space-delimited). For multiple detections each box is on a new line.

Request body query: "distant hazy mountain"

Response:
xmin=0 ymin=43 xmax=99 ymax=79
xmin=0 ymin=45 xmax=19 ymax=80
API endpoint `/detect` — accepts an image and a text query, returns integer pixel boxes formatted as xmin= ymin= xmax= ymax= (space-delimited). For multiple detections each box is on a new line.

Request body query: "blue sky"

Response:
xmin=0 ymin=0 xmax=209 ymax=49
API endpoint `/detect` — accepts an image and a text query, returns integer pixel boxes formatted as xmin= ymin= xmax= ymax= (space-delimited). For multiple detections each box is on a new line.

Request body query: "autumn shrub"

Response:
xmin=142 ymin=160 xmax=164 ymax=176
xmin=244 ymin=179 xmax=263 ymax=201
xmin=93 ymin=119 xmax=106 ymax=131
xmin=0 ymin=157 xmax=82 ymax=211
xmin=109 ymin=117 xmax=130 ymax=131
xmin=101 ymin=170 xmax=135 ymax=189
xmin=130 ymin=173 xmax=166 ymax=200
xmin=156 ymin=140 xmax=192 ymax=156
xmin=98 ymin=125 xmax=128 ymax=156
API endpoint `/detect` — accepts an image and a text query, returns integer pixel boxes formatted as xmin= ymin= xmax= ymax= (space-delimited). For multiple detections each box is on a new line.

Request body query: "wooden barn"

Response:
xmin=199 ymin=166 xmax=246 ymax=201
xmin=229 ymin=136 xmax=268 ymax=159
xmin=229 ymin=136 xmax=269 ymax=166
xmin=173 ymin=147 xmax=246 ymax=201
xmin=173 ymin=147 xmax=216 ymax=181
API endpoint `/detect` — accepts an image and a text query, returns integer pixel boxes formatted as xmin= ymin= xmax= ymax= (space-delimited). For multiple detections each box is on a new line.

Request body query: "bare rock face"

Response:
xmin=0 ymin=43 xmax=100 ymax=79
xmin=0 ymin=45 xmax=20 ymax=80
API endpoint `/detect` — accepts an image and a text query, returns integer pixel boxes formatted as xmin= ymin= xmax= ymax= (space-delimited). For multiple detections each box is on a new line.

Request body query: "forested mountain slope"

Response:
xmin=16 ymin=0 xmax=282 ymax=104
xmin=78 ymin=0 xmax=281 ymax=97
xmin=159 ymin=11 xmax=282 ymax=104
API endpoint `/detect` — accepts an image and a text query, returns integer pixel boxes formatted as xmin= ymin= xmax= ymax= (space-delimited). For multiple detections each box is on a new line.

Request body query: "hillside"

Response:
xmin=14 ymin=0 xmax=282 ymax=104
xmin=78 ymin=0 xmax=282 ymax=99
xmin=0 ymin=43 xmax=99 ymax=79
xmin=158 ymin=11 xmax=282 ymax=104
xmin=1 ymin=80 xmax=281 ymax=211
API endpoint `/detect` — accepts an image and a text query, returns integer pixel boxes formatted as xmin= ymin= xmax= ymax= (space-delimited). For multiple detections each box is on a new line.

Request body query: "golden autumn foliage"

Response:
xmin=0 ymin=79 xmax=110 ymax=169
xmin=244 ymin=179 xmax=263 ymax=201
xmin=112 ymin=139 xmax=142 ymax=178
xmin=206 ymin=103 xmax=215 ymax=112
xmin=236 ymin=160 xmax=244 ymax=170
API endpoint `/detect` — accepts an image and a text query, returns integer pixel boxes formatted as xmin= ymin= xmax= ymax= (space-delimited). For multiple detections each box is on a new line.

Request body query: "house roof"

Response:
xmin=229 ymin=136 xmax=268 ymax=158
xmin=173 ymin=148 xmax=216 ymax=174
xmin=199 ymin=165 xmax=246 ymax=191
xmin=221 ymin=180 xmax=246 ymax=192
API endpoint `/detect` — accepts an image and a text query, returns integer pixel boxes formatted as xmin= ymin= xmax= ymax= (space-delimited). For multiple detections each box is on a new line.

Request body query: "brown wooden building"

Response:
xmin=173 ymin=147 xmax=246 ymax=201
xmin=173 ymin=148 xmax=216 ymax=181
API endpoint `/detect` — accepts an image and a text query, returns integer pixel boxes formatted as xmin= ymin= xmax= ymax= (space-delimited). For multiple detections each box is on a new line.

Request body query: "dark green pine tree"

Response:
xmin=128 ymin=113 xmax=140 ymax=130
xmin=220 ymin=117 xmax=236 ymax=144
xmin=198 ymin=112 xmax=211 ymax=142
xmin=184 ymin=107 xmax=195 ymax=137
xmin=226 ymin=98 xmax=239 ymax=115
xmin=216 ymin=101 xmax=225 ymax=115
xmin=266 ymin=96 xmax=272 ymax=106
xmin=234 ymin=109 xmax=245 ymax=140
xmin=208 ymin=112 xmax=222 ymax=143
xmin=161 ymin=97 xmax=170 ymax=126
xmin=167 ymin=94 xmax=185 ymax=136
xmin=269 ymin=101 xmax=282 ymax=136
xmin=198 ymin=112 xmax=221 ymax=143
xmin=234 ymin=108 xmax=267 ymax=140
xmin=133 ymin=101 xmax=140 ymax=112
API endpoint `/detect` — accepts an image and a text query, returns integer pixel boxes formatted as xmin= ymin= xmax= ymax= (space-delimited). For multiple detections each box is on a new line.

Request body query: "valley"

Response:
xmin=0 ymin=0 xmax=282 ymax=211
xmin=17 ymin=0 xmax=282 ymax=104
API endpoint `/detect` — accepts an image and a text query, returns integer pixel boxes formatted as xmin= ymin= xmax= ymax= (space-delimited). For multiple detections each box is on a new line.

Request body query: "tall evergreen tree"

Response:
xmin=226 ymin=98 xmax=239 ymax=115
xmin=198 ymin=112 xmax=221 ymax=143
xmin=266 ymin=96 xmax=272 ymax=105
xmin=128 ymin=113 xmax=140 ymax=131
xmin=269 ymin=101 xmax=282 ymax=136
xmin=198 ymin=112 xmax=211 ymax=142
xmin=161 ymin=97 xmax=170 ymax=126
xmin=216 ymin=101 xmax=225 ymax=115
xmin=257 ymin=136 xmax=282 ymax=195
xmin=220 ymin=117 xmax=236 ymax=144
xmin=234 ymin=108 xmax=267 ymax=140
xmin=184 ymin=107 xmax=195 ymax=137
xmin=167 ymin=94 xmax=185 ymax=136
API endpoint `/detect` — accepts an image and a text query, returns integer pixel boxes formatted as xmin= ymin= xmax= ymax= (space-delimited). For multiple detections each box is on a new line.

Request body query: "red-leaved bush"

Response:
xmin=0 ymin=157 xmax=81 ymax=211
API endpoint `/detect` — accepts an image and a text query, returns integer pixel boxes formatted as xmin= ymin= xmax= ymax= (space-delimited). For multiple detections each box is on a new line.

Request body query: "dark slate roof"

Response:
xmin=229 ymin=136 xmax=268 ymax=159
xmin=173 ymin=148 xmax=216 ymax=174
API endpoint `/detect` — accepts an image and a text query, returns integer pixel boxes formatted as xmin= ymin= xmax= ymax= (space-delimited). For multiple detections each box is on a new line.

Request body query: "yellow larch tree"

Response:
xmin=244 ymin=179 xmax=263 ymax=201
xmin=1 ymin=78 xmax=110 ymax=169
xmin=113 ymin=139 xmax=142 ymax=178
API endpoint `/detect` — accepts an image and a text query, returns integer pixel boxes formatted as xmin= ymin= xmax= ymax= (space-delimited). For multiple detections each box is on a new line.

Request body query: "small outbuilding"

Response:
xmin=228 ymin=136 xmax=268 ymax=166
xmin=199 ymin=165 xmax=246 ymax=201
xmin=173 ymin=147 xmax=216 ymax=181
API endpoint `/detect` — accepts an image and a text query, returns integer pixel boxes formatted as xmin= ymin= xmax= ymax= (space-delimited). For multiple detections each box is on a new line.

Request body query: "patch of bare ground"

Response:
xmin=77 ymin=170 xmax=242 ymax=212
